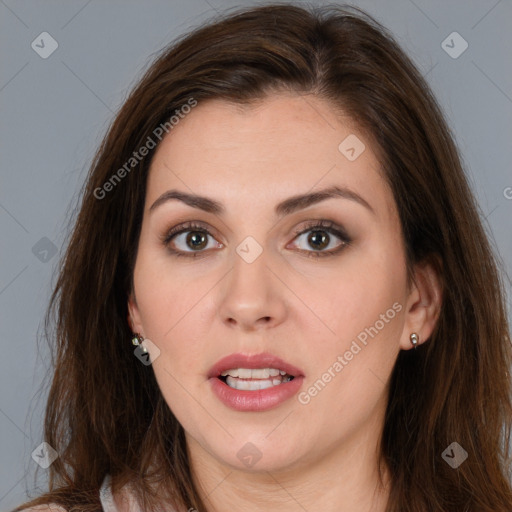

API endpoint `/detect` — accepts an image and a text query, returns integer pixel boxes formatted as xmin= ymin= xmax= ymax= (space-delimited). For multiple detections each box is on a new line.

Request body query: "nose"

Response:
xmin=218 ymin=245 xmax=287 ymax=332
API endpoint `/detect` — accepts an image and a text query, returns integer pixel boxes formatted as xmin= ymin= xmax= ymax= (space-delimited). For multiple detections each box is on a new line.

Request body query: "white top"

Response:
xmin=99 ymin=474 xmax=180 ymax=512
xmin=99 ymin=474 xmax=139 ymax=512
xmin=22 ymin=474 xmax=179 ymax=512
xmin=99 ymin=474 xmax=120 ymax=511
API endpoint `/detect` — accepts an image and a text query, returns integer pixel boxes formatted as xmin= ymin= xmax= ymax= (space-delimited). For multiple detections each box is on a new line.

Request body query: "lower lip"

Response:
xmin=209 ymin=376 xmax=304 ymax=412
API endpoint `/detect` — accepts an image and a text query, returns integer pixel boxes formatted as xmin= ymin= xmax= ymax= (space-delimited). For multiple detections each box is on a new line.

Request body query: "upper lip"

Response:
xmin=208 ymin=352 xmax=304 ymax=379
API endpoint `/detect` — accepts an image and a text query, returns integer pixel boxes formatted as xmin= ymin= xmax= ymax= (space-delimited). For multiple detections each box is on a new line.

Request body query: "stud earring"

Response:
xmin=131 ymin=332 xmax=148 ymax=353
xmin=410 ymin=332 xmax=419 ymax=349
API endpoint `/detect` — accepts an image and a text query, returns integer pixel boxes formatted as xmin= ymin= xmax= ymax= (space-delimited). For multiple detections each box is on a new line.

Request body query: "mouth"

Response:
xmin=208 ymin=352 xmax=305 ymax=412
xmin=208 ymin=352 xmax=303 ymax=390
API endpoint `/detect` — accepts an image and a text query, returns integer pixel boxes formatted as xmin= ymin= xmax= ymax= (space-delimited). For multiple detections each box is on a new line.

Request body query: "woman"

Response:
xmin=15 ymin=3 xmax=512 ymax=511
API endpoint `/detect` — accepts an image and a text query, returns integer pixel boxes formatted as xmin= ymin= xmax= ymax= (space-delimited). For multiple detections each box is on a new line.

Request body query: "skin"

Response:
xmin=127 ymin=93 xmax=442 ymax=512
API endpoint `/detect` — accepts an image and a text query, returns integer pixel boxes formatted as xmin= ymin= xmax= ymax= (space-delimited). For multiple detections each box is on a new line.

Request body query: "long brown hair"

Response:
xmin=15 ymin=3 xmax=512 ymax=511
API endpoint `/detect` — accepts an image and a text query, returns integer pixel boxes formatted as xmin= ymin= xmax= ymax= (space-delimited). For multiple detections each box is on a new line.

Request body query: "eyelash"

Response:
xmin=161 ymin=220 xmax=351 ymax=259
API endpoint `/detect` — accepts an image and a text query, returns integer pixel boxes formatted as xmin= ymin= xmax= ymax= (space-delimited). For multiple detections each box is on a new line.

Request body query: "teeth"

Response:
xmin=220 ymin=367 xmax=289 ymax=378
xmin=223 ymin=372 xmax=294 ymax=390
xmin=238 ymin=368 xmax=253 ymax=379
xmin=226 ymin=376 xmax=287 ymax=390
xmin=220 ymin=369 xmax=239 ymax=377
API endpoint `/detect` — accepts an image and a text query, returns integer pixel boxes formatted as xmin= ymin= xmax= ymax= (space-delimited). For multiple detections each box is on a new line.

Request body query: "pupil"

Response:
xmin=309 ymin=230 xmax=328 ymax=250
xmin=187 ymin=231 xmax=207 ymax=250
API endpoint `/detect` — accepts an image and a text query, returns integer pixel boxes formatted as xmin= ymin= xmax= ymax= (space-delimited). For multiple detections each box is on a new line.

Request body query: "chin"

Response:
xmin=207 ymin=433 xmax=308 ymax=474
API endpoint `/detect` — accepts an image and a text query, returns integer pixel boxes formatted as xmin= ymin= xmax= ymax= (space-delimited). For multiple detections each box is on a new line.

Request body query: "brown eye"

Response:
xmin=183 ymin=231 xmax=209 ymax=251
xmin=290 ymin=220 xmax=351 ymax=258
xmin=162 ymin=222 xmax=223 ymax=258
xmin=305 ymin=230 xmax=330 ymax=250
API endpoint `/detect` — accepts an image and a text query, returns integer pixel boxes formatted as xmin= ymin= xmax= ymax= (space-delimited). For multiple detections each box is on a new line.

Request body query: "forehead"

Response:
xmin=146 ymin=93 xmax=394 ymax=219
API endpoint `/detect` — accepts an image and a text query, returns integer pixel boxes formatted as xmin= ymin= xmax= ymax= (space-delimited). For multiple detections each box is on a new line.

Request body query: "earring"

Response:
xmin=410 ymin=332 xmax=419 ymax=349
xmin=131 ymin=332 xmax=148 ymax=353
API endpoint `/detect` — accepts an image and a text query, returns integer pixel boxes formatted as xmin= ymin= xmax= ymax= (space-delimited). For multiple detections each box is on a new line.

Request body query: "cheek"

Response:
xmin=132 ymin=249 xmax=211 ymax=369
xmin=132 ymin=245 xmax=199 ymax=336
xmin=295 ymin=237 xmax=405 ymax=402
xmin=305 ymin=237 xmax=406 ymax=343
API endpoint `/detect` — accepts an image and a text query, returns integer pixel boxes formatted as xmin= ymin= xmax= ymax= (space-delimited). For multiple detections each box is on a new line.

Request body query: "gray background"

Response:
xmin=1 ymin=0 xmax=511 ymax=509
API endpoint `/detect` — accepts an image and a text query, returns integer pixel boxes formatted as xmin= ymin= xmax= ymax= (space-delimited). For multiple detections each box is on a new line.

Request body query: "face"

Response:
xmin=128 ymin=93 xmax=430 ymax=475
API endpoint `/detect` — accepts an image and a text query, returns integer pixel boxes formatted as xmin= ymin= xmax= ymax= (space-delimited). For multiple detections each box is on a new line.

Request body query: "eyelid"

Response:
xmin=160 ymin=220 xmax=218 ymax=244
xmin=291 ymin=219 xmax=349 ymax=239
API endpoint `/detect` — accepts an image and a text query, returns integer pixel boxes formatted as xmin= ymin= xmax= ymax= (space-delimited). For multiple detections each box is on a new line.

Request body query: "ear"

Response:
xmin=400 ymin=257 xmax=443 ymax=350
xmin=127 ymin=292 xmax=144 ymax=336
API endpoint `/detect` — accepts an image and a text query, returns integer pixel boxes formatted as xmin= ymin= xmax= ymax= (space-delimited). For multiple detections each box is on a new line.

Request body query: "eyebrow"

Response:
xmin=149 ymin=185 xmax=375 ymax=217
